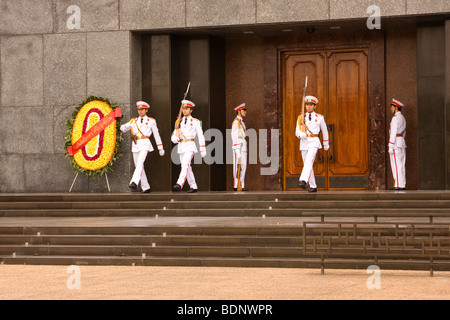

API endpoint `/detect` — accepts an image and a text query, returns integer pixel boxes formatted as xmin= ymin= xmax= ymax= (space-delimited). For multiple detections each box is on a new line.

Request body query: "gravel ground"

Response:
xmin=0 ymin=265 xmax=449 ymax=300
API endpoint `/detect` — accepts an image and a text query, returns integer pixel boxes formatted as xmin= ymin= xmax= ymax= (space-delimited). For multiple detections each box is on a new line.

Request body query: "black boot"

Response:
xmin=299 ymin=180 xmax=307 ymax=189
xmin=129 ymin=182 xmax=138 ymax=190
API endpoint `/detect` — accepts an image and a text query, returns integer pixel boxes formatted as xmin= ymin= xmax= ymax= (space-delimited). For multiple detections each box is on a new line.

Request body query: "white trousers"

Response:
xmin=176 ymin=151 xmax=197 ymax=189
xmin=390 ymin=148 xmax=406 ymax=188
xmin=299 ymin=148 xmax=318 ymax=188
xmin=131 ymin=151 xmax=150 ymax=191
xmin=233 ymin=150 xmax=247 ymax=188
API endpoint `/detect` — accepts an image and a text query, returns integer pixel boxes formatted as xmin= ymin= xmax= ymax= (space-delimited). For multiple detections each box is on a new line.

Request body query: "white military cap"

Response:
xmin=391 ymin=99 xmax=404 ymax=108
xmin=234 ymin=103 xmax=246 ymax=112
xmin=304 ymin=96 xmax=319 ymax=104
xmin=136 ymin=101 xmax=150 ymax=109
xmin=182 ymin=100 xmax=195 ymax=108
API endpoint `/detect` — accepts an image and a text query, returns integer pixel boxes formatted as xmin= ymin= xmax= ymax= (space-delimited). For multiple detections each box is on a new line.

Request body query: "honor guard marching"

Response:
xmin=388 ymin=98 xmax=407 ymax=190
xmin=295 ymin=96 xmax=329 ymax=193
xmin=171 ymin=100 xmax=207 ymax=193
xmin=120 ymin=101 xmax=165 ymax=193
xmin=231 ymin=103 xmax=248 ymax=191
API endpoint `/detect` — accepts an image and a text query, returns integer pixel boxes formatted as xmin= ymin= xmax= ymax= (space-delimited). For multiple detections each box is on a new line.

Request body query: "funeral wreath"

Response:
xmin=65 ymin=96 xmax=123 ymax=177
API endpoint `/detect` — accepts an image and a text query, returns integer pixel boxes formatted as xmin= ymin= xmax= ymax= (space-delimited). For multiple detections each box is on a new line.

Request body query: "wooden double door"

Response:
xmin=283 ymin=49 xmax=369 ymax=190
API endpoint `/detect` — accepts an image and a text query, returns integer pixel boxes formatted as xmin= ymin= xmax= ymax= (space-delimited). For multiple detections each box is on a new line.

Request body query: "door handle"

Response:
xmin=327 ymin=124 xmax=335 ymax=163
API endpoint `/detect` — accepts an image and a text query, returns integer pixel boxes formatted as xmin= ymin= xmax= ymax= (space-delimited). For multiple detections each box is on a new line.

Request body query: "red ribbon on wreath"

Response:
xmin=67 ymin=108 xmax=122 ymax=157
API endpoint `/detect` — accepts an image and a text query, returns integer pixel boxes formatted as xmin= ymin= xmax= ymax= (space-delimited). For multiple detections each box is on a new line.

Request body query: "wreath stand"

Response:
xmin=69 ymin=173 xmax=111 ymax=193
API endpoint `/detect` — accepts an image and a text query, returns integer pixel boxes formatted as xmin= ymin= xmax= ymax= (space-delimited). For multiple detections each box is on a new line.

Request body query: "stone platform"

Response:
xmin=0 ymin=191 xmax=449 ymax=271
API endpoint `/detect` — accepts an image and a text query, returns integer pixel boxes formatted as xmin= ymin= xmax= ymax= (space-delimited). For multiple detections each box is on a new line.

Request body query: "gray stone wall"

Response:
xmin=0 ymin=0 xmax=449 ymax=35
xmin=0 ymin=1 xmax=133 ymax=192
xmin=119 ymin=0 xmax=450 ymax=29
xmin=0 ymin=30 xmax=133 ymax=192
xmin=0 ymin=0 xmax=449 ymax=192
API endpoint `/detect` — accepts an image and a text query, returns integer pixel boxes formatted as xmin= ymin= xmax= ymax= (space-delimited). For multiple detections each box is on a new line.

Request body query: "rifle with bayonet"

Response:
xmin=176 ymin=82 xmax=191 ymax=138
xmin=300 ymin=76 xmax=308 ymax=133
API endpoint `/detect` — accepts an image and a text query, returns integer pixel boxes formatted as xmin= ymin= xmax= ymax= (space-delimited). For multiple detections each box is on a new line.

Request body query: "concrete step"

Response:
xmin=2 ymin=191 xmax=450 ymax=218
xmin=1 ymin=192 xmax=449 ymax=269
xmin=0 ymin=234 xmax=302 ymax=247
xmin=2 ymin=255 xmax=450 ymax=271
xmin=0 ymin=255 xmax=321 ymax=268
xmin=2 ymin=207 xmax=450 ymax=218
xmin=2 ymin=192 xmax=450 ymax=203
xmin=0 ymin=226 xmax=303 ymax=236
xmin=0 ymin=245 xmax=306 ymax=258
xmin=2 ymin=199 xmax=450 ymax=210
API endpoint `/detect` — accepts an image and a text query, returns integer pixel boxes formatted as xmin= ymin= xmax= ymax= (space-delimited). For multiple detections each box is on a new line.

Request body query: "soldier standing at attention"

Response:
xmin=231 ymin=103 xmax=248 ymax=191
xmin=120 ymin=101 xmax=165 ymax=194
xmin=171 ymin=100 xmax=206 ymax=193
xmin=296 ymin=96 xmax=329 ymax=193
xmin=388 ymin=98 xmax=407 ymax=190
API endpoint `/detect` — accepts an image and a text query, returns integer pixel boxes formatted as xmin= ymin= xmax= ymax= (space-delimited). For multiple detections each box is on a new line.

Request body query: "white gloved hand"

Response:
xmin=299 ymin=131 xmax=307 ymax=139
xmin=201 ymin=150 xmax=207 ymax=158
xmin=235 ymin=149 xmax=241 ymax=160
xmin=388 ymin=148 xmax=394 ymax=154
xmin=324 ymin=145 xmax=329 ymax=151
xmin=171 ymin=135 xmax=180 ymax=144
xmin=159 ymin=149 xmax=165 ymax=156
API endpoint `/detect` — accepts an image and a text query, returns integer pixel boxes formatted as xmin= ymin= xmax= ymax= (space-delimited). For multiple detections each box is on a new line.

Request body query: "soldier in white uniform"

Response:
xmin=120 ymin=101 xmax=165 ymax=193
xmin=295 ymin=96 xmax=329 ymax=193
xmin=388 ymin=98 xmax=407 ymax=190
xmin=231 ymin=103 xmax=248 ymax=191
xmin=171 ymin=100 xmax=206 ymax=193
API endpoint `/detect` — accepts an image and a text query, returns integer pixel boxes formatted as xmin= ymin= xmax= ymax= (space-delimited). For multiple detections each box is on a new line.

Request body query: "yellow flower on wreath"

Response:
xmin=71 ymin=100 xmax=117 ymax=171
xmin=65 ymin=96 xmax=123 ymax=177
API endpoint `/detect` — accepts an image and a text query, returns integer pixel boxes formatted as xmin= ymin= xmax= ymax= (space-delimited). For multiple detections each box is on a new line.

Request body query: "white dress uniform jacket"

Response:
xmin=295 ymin=112 xmax=329 ymax=150
xmin=295 ymin=112 xmax=329 ymax=189
xmin=389 ymin=111 xmax=407 ymax=189
xmin=120 ymin=116 xmax=163 ymax=153
xmin=171 ymin=116 xmax=206 ymax=154
xmin=231 ymin=116 xmax=247 ymax=152
xmin=231 ymin=116 xmax=247 ymax=189
xmin=171 ymin=115 xmax=206 ymax=190
xmin=388 ymin=111 xmax=407 ymax=149
xmin=120 ymin=115 xmax=164 ymax=192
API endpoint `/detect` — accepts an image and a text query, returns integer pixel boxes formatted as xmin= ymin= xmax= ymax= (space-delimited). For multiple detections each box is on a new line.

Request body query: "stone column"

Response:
xmin=140 ymin=35 xmax=226 ymax=191
xmin=446 ymin=20 xmax=450 ymax=189
xmin=417 ymin=23 xmax=446 ymax=190
xmin=141 ymin=35 xmax=173 ymax=192
xmin=170 ymin=36 xmax=226 ymax=191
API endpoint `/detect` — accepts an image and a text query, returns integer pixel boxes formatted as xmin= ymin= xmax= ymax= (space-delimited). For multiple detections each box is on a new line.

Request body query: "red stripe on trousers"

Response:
xmin=181 ymin=153 xmax=195 ymax=188
xmin=393 ymin=150 xmax=399 ymax=188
